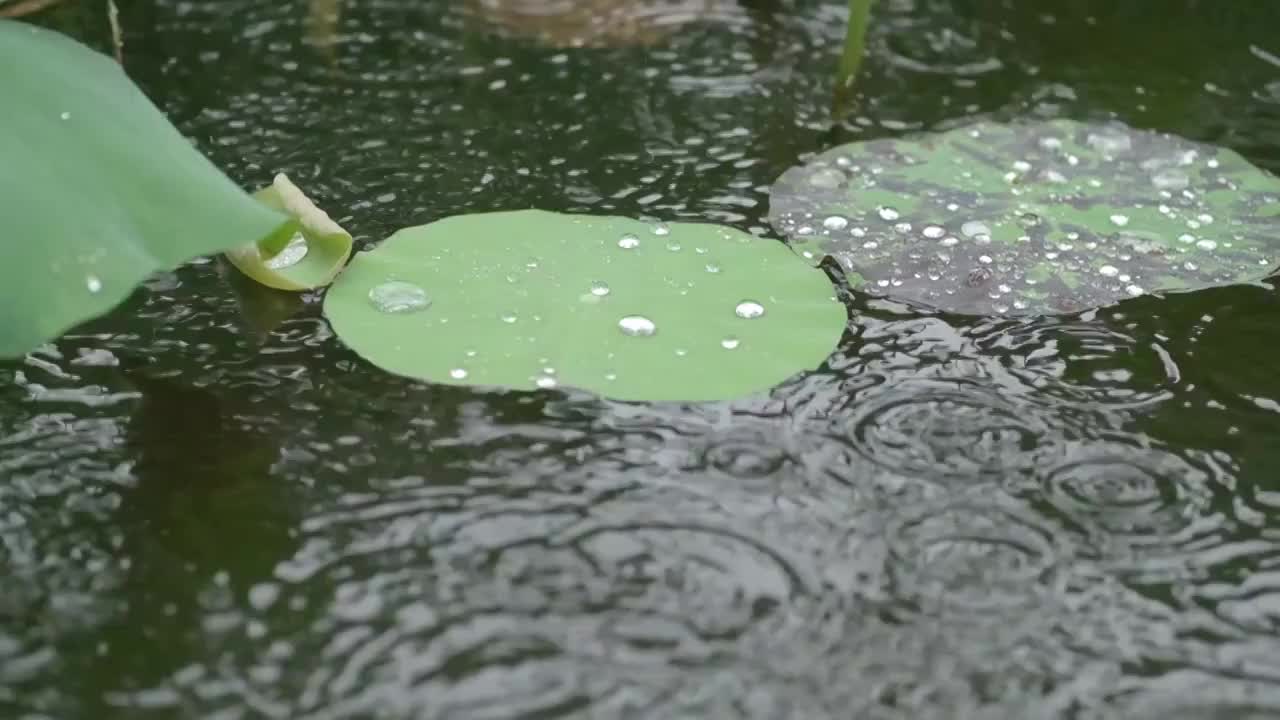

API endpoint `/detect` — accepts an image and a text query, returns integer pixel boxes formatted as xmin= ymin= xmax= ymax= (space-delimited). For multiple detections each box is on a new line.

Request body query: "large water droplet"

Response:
xmin=368 ymin=281 xmax=430 ymax=313
xmin=265 ymin=232 xmax=308 ymax=270
xmin=590 ymin=281 xmax=611 ymax=297
xmin=449 ymin=368 xmax=468 ymax=380
xmin=1152 ymin=169 xmax=1190 ymax=191
xmin=1099 ymin=265 xmax=1120 ymax=277
xmin=922 ymin=225 xmax=945 ymax=239
xmin=618 ymin=315 xmax=656 ymax=336
xmin=721 ymin=336 xmax=740 ymax=350
xmin=961 ymin=220 xmax=990 ymax=238
xmin=86 ymin=274 xmax=102 ymax=293
xmin=808 ymin=168 xmax=845 ymax=189
xmin=1086 ymin=131 xmax=1132 ymax=155
xmin=1196 ymin=238 xmax=1218 ymax=251
xmin=666 ymin=240 xmax=682 ymax=251
xmin=734 ymin=301 xmax=765 ymax=319
xmin=823 ymin=215 xmax=849 ymax=231
xmin=705 ymin=263 xmax=721 ymax=274
xmin=877 ymin=206 xmax=900 ymax=221
xmin=651 ymin=222 xmax=671 ymax=236
xmin=618 ymin=234 xmax=640 ymax=249
xmin=1110 ymin=214 xmax=1130 ymax=227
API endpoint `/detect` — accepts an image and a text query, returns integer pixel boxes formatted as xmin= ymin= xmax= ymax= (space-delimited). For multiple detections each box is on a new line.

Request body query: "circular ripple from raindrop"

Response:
xmin=1037 ymin=442 xmax=1209 ymax=542
xmin=885 ymin=501 xmax=1058 ymax=614
xmin=834 ymin=378 xmax=1051 ymax=484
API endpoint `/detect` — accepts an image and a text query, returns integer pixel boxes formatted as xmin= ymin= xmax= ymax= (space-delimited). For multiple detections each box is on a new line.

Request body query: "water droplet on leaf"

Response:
xmin=618 ymin=315 xmax=656 ymax=336
xmin=265 ymin=232 xmax=308 ymax=270
xmin=369 ymin=281 xmax=430 ymax=313
xmin=734 ymin=301 xmax=765 ymax=319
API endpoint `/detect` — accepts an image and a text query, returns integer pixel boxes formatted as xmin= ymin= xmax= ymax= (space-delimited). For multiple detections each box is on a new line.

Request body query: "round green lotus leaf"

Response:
xmin=769 ymin=119 xmax=1280 ymax=315
xmin=322 ymin=211 xmax=846 ymax=401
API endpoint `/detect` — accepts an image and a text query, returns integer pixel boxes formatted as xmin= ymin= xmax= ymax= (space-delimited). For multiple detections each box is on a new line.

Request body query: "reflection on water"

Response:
xmin=5 ymin=0 xmax=1280 ymax=717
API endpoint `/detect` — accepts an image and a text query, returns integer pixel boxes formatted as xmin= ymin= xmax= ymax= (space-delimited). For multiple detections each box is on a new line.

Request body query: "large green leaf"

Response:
xmin=0 ymin=20 xmax=298 ymax=357
xmin=323 ymin=211 xmax=846 ymax=401
xmin=770 ymin=119 xmax=1280 ymax=315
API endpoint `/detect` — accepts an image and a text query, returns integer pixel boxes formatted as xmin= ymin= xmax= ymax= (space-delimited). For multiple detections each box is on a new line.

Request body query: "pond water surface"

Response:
xmin=5 ymin=0 xmax=1280 ymax=717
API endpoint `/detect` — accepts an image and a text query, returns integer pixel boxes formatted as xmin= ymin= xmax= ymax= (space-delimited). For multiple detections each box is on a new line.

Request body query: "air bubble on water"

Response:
xmin=978 ymin=255 xmax=993 ymax=264
xmin=1197 ymin=213 xmax=1214 ymax=225
xmin=1012 ymin=160 xmax=1032 ymax=172
xmin=940 ymin=236 xmax=959 ymax=247
xmin=1179 ymin=233 xmax=1195 ymax=244
xmin=961 ymin=220 xmax=990 ymax=238
xmin=1099 ymin=265 xmax=1120 ymax=277
xmin=922 ymin=225 xmax=945 ymax=239
xmin=265 ymin=232 xmax=309 ymax=270
xmin=618 ymin=315 xmax=656 ymax=336
xmin=368 ymin=281 xmax=430 ymax=313
xmin=1110 ymin=214 xmax=1129 ymax=227
xmin=1043 ymin=170 xmax=1068 ymax=184
xmin=651 ymin=222 xmax=671 ymax=236
xmin=86 ymin=275 xmax=102 ymax=293
xmin=1038 ymin=137 xmax=1062 ymax=150
xmin=877 ymin=206 xmax=900 ymax=221
xmin=823 ymin=215 xmax=849 ymax=231
xmin=797 ymin=225 xmax=814 ymax=236
xmin=1196 ymin=238 xmax=1218 ymax=251
xmin=734 ymin=301 xmax=765 ymax=319
xmin=590 ymin=281 xmax=611 ymax=297
xmin=618 ymin=234 xmax=640 ymax=249
xmin=60 ymin=111 xmax=71 ymax=121
xmin=721 ymin=336 xmax=740 ymax=350
xmin=449 ymin=368 xmax=468 ymax=380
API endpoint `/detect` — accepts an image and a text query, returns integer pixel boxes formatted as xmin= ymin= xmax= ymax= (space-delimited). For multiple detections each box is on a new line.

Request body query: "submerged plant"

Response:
xmin=770 ymin=119 xmax=1280 ymax=314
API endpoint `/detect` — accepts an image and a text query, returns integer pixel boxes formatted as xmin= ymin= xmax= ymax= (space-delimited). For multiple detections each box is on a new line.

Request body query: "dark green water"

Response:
xmin=5 ymin=0 xmax=1280 ymax=717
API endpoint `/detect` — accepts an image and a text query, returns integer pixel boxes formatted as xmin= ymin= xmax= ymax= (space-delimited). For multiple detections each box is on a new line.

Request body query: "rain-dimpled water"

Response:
xmin=6 ymin=1 xmax=1280 ymax=718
